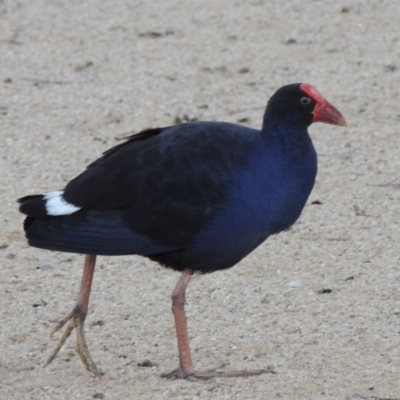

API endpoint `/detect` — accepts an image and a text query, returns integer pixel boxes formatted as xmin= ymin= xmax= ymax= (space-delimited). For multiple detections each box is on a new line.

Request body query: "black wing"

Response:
xmin=20 ymin=121 xmax=256 ymax=254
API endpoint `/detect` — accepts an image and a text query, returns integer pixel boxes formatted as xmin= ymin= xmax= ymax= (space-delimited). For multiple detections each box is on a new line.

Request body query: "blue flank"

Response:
xmin=181 ymin=124 xmax=317 ymax=272
xmin=19 ymin=84 xmax=321 ymax=274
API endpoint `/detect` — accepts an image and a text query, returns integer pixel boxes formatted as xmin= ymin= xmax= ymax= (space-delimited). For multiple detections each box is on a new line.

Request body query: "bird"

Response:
xmin=18 ymin=83 xmax=346 ymax=381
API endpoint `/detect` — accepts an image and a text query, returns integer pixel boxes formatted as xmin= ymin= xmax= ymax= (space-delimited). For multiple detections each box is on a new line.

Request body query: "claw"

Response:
xmin=44 ymin=255 xmax=102 ymax=376
xmin=45 ymin=312 xmax=102 ymax=377
xmin=161 ymin=367 xmax=267 ymax=381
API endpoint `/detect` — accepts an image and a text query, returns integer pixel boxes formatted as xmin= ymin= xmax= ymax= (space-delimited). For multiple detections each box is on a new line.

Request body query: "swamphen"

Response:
xmin=18 ymin=83 xmax=346 ymax=381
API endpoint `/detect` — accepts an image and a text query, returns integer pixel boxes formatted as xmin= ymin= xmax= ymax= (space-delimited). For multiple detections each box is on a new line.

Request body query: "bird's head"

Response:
xmin=264 ymin=83 xmax=347 ymax=129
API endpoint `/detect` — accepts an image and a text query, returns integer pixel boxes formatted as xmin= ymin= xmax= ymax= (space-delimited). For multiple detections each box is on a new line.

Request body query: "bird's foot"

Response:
xmin=161 ymin=366 xmax=267 ymax=382
xmin=45 ymin=309 xmax=102 ymax=377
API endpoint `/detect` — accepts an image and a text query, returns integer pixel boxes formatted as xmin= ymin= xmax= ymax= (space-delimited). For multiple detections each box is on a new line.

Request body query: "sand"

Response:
xmin=1 ymin=1 xmax=400 ymax=399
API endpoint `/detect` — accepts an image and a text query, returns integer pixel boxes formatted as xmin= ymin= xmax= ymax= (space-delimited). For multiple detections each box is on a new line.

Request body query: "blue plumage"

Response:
xmin=20 ymin=119 xmax=316 ymax=272
xmin=18 ymin=83 xmax=346 ymax=378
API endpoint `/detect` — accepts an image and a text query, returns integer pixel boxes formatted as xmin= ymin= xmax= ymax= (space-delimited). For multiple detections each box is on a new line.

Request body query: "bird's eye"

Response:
xmin=300 ymin=97 xmax=311 ymax=105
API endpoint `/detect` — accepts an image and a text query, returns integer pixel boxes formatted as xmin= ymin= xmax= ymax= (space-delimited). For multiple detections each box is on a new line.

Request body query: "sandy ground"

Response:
xmin=1 ymin=1 xmax=400 ymax=399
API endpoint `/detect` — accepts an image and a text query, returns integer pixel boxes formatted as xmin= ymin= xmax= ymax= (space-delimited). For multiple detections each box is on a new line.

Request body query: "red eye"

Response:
xmin=300 ymin=97 xmax=311 ymax=105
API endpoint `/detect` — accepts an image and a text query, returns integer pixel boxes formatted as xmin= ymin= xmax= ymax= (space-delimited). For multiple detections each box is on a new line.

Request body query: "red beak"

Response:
xmin=300 ymin=83 xmax=347 ymax=127
xmin=313 ymin=101 xmax=347 ymax=126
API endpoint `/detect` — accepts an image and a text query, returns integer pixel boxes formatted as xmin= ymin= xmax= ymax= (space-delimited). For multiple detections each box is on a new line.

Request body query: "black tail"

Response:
xmin=18 ymin=195 xmax=48 ymax=218
xmin=21 ymin=210 xmax=175 ymax=256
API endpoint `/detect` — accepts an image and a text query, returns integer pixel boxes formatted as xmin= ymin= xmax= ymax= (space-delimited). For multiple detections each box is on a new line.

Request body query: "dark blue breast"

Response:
xmin=21 ymin=121 xmax=317 ymax=274
xmin=156 ymin=130 xmax=318 ymax=273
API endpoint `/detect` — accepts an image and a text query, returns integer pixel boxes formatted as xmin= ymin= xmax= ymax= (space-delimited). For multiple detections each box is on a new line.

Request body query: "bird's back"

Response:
xmin=164 ymin=124 xmax=318 ymax=272
xmin=20 ymin=120 xmax=317 ymax=273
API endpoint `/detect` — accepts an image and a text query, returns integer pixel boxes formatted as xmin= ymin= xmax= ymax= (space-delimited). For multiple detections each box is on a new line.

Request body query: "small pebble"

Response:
xmin=38 ymin=264 xmax=54 ymax=271
xmin=318 ymin=288 xmax=332 ymax=294
xmin=287 ymin=280 xmax=301 ymax=288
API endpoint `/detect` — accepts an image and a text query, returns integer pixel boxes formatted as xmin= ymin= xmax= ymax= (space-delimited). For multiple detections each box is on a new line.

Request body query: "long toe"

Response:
xmin=45 ymin=317 xmax=77 ymax=367
xmin=75 ymin=317 xmax=102 ymax=376
xmin=45 ymin=312 xmax=102 ymax=377
xmin=161 ymin=367 xmax=268 ymax=382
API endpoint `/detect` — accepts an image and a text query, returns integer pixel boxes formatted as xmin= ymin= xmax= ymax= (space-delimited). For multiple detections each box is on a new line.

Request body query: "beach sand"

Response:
xmin=1 ymin=1 xmax=399 ymax=399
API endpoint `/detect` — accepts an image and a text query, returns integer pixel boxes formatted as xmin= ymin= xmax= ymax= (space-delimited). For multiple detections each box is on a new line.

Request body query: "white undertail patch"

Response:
xmin=44 ymin=191 xmax=81 ymax=216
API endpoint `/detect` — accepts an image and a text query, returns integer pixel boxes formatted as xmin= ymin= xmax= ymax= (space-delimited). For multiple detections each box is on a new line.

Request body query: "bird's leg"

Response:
xmin=45 ymin=254 xmax=101 ymax=376
xmin=161 ymin=269 xmax=266 ymax=382
xmin=161 ymin=268 xmax=196 ymax=380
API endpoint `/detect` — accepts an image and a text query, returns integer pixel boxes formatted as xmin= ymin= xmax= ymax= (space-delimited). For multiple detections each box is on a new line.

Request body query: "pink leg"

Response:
xmin=161 ymin=269 xmax=267 ymax=381
xmin=45 ymin=254 xmax=101 ymax=376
